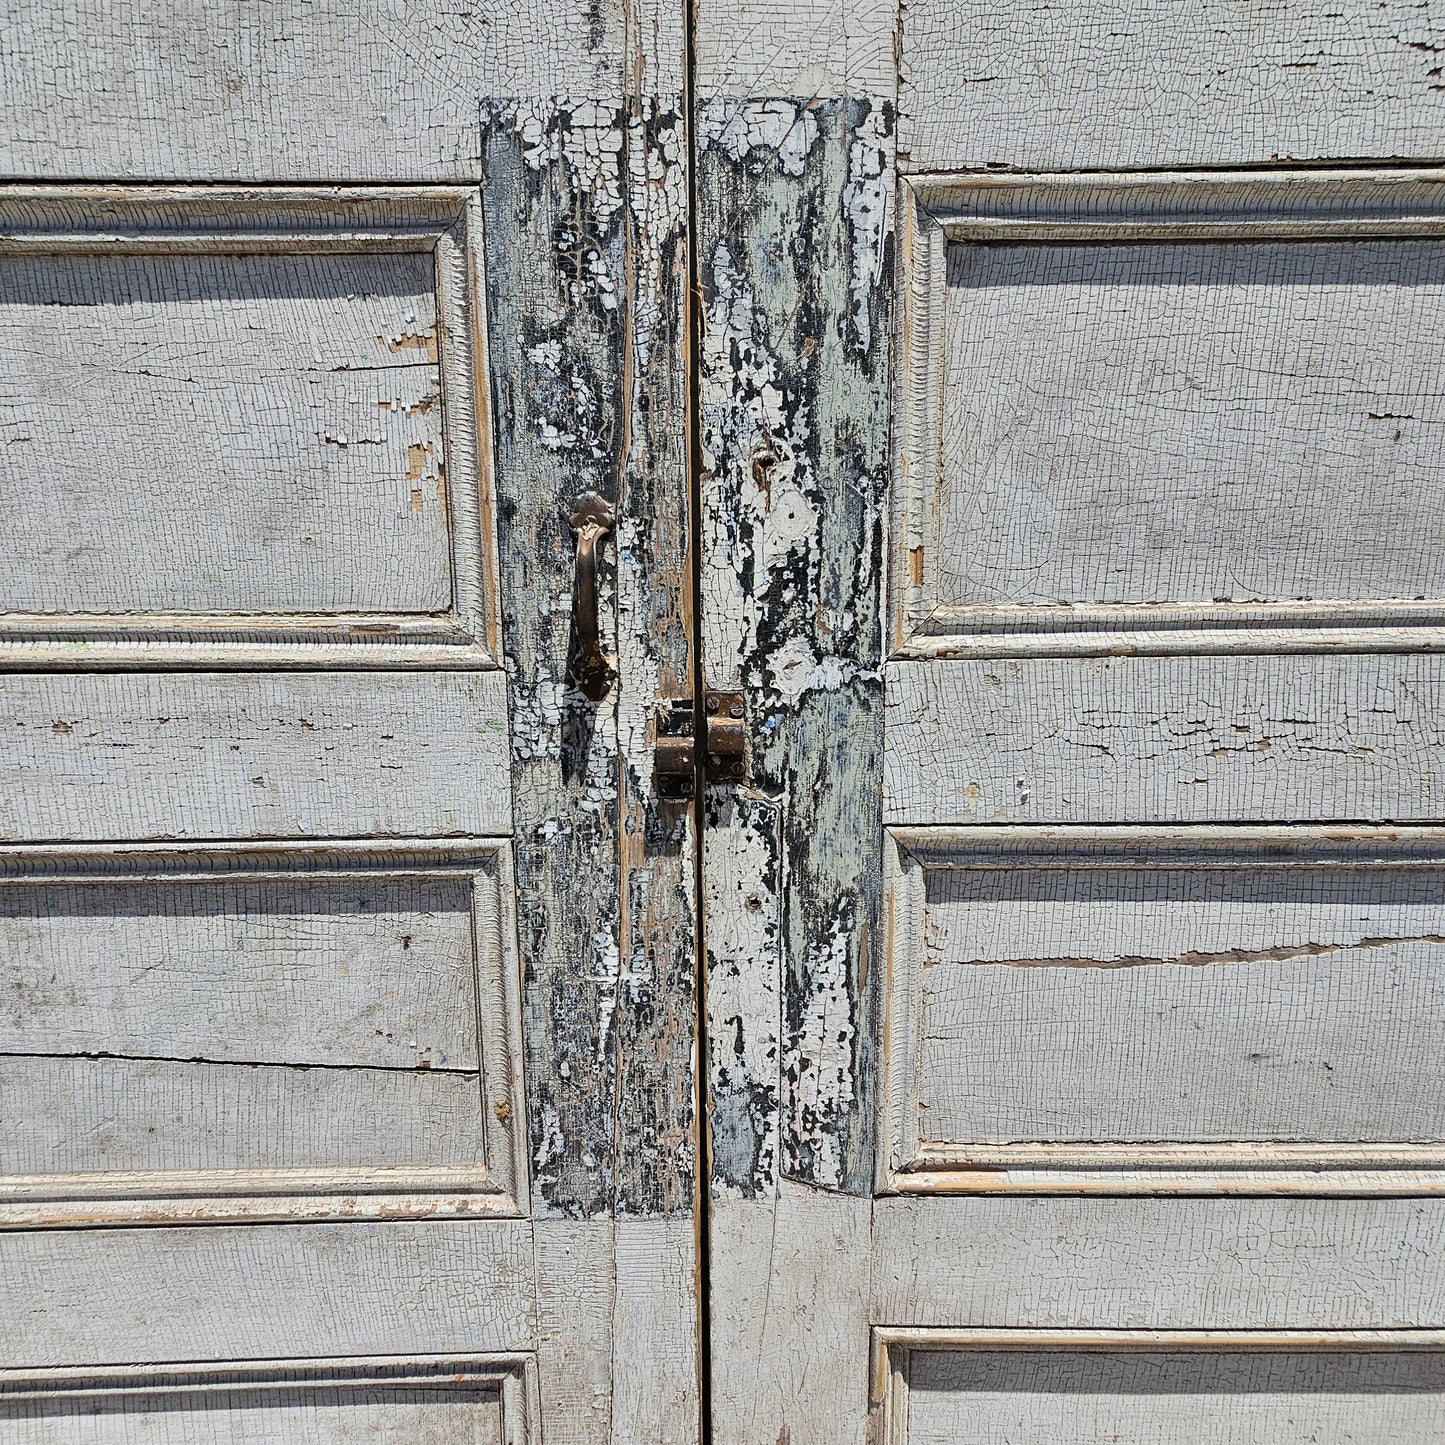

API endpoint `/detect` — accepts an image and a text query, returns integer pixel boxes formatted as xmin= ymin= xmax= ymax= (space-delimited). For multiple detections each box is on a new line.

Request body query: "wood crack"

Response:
xmin=946 ymin=935 xmax=1445 ymax=970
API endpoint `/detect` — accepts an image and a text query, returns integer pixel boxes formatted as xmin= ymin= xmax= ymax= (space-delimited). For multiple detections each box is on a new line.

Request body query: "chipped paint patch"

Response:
xmin=482 ymin=91 xmax=694 ymax=1219
xmin=700 ymin=98 xmax=893 ymax=1195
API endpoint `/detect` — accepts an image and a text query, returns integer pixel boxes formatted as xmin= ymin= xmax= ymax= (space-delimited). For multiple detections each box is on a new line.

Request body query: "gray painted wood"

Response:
xmin=0 ymin=1221 xmax=535 ymax=1366
xmin=705 ymin=3 xmax=1445 ymax=1443
xmin=0 ymin=250 xmax=450 ymax=616
xmin=904 ymin=1347 xmax=1445 ymax=1445
xmin=2 ymin=5 xmax=696 ymax=1440
xmin=919 ymin=960 xmax=1441 ymax=1141
xmin=0 ymin=670 xmax=511 ymax=840
xmin=0 ymin=1360 xmax=514 ymax=1445
xmin=2 ymin=1055 xmax=486 ymax=1173
xmin=900 ymin=0 xmax=1445 ymax=171
xmin=932 ymin=239 xmax=1445 ymax=611
xmin=915 ymin=862 xmax=1445 ymax=1142
xmin=708 ymin=1188 xmax=872 ymax=1445
xmin=885 ymin=655 xmax=1445 ymax=825
xmin=871 ymin=1196 xmax=1445 ymax=1327
xmin=0 ymin=876 xmax=478 ymax=1068
xmin=532 ymin=1218 xmax=699 ymax=1445
xmin=2 ymin=1393 xmax=503 ymax=1444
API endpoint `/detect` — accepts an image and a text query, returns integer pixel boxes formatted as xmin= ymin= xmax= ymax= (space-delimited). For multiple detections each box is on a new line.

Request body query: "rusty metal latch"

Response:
xmin=655 ymin=699 xmax=696 ymax=799
xmin=703 ymin=690 xmax=746 ymax=782
xmin=655 ymin=691 xmax=748 ymax=798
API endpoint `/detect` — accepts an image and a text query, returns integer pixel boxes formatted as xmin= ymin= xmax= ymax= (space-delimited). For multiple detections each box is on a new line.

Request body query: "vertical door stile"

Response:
xmin=693 ymin=4 xmax=898 ymax=1438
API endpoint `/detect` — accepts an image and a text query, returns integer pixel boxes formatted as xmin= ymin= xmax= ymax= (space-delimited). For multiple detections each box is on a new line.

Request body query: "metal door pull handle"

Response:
xmin=567 ymin=491 xmax=615 ymax=700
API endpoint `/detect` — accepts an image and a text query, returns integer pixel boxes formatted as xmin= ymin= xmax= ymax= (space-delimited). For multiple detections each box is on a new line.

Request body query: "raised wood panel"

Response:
xmin=3 ymin=1056 xmax=488 ymax=1173
xmin=899 ymin=0 xmax=1445 ymax=171
xmin=3 ymin=249 xmax=451 ymax=615
xmin=881 ymin=828 xmax=1445 ymax=1194
xmin=892 ymin=170 xmax=1445 ymax=654
xmin=0 ymin=671 xmax=511 ymax=842
xmin=0 ymin=840 xmax=526 ymax=1226
xmin=878 ymin=1333 xmax=1445 ymax=1445
xmin=0 ymin=1357 xmax=534 ymax=1445
xmin=884 ymin=654 xmax=1445 ymax=826
xmin=936 ymin=241 xmax=1445 ymax=608
xmin=0 ymin=875 xmax=479 ymax=1067
xmin=869 ymin=1197 xmax=1445 ymax=1327
xmin=0 ymin=187 xmax=496 ymax=658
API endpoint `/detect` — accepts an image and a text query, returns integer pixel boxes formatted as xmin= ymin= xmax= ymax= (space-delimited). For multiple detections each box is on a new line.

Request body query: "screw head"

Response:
xmin=706 ymin=696 xmax=720 ymax=714
xmin=729 ymin=701 xmax=743 ymax=718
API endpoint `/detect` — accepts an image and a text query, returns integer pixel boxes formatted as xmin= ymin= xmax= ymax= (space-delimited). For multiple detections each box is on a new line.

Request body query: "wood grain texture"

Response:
xmin=1 ymin=1055 xmax=486 ymax=1174
xmin=0 ymin=1221 xmax=536 ymax=1366
xmin=0 ymin=250 xmax=449 ymax=616
xmin=0 ymin=670 xmax=511 ymax=841
xmin=693 ymin=0 xmax=895 ymax=97
xmin=708 ymin=1186 xmax=872 ymax=1445
xmin=891 ymin=170 xmax=1445 ymax=653
xmin=0 ymin=875 xmax=479 ymax=1068
xmin=0 ymin=1358 xmax=523 ymax=1445
xmin=1 ymin=6 xmax=697 ymax=1442
xmin=0 ymin=186 xmax=496 ymax=654
xmin=901 ymin=1346 xmax=1445 ymax=1445
xmin=899 ymin=849 xmax=1445 ymax=1147
xmin=0 ymin=0 xmax=684 ymax=181
xmin=533 ymin=1219 xmax=699 ymax=1445
xmin=695 ymin=8 xmax=897 ymax=1439
xmin=885 ymin=654 xmax=1445 ymax=825
xmin=698 ymin=93 xmax=892 ymax=1195
xmin=899 ymin=0 xmax=1445 ymax=172
xmin=0 ymin=842 xmax=528 ymax=1220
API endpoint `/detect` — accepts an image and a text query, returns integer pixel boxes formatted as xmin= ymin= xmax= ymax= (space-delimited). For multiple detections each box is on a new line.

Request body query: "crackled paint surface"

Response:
xmin=482 ymin=94 xmax=695 ymax=1221
xmin=698 ymin=96 xmax=894 ymax=1196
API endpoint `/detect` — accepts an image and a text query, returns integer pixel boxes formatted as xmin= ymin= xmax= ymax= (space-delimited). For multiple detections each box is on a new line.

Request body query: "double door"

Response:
xmin=4 ymin=1 xmax=1445 ymax=1440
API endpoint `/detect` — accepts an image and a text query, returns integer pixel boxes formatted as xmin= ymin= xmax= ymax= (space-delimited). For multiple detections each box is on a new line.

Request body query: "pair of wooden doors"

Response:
xmin=5 ymin=1 xmax=1445 ymax=1440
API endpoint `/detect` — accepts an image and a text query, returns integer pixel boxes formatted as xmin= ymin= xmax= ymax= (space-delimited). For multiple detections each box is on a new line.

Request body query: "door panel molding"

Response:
xmin=0 ymin=838 xmax=527 ymax=1227
xmin=0 ymin=185 xmax=500 ymax=667
xmin=873 ymin=1328 xmax=1445 ymax=1445
xmin=882 ymin=826 xmax=1445 ymax=1196
xmin=0 ymin=1353 xmax=539 ymax=1445
xmin=893 ymin=168 xmax=1445 ymax=660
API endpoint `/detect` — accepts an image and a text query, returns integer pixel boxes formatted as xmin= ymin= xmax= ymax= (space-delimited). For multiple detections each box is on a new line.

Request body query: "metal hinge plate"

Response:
xmin=654 ymin=691 xmax=748 ymax=798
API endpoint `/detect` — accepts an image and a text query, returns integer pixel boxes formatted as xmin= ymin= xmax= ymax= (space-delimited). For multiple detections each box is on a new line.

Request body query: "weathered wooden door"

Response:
xmin=0 ymin=5 xmax=697 ymax=1440
xmin=695 ymin=1 xmax=1445 ymax=1441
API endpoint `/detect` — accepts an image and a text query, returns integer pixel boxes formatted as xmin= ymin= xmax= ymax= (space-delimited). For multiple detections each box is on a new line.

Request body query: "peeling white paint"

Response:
xmin=782 ymin=909 xmax=857 ymax=1189
xmin=842 ymin=102 xmax=893 ymax=350
xmin=697 ymin=97 xmax=820 ymax=176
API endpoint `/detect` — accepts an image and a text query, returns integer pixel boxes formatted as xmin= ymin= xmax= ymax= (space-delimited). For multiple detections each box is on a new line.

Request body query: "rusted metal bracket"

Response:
xmin=654 ymin=691 xmax=748 ymax=798
xmin=703 ymin=690 xmax=746 ymax=782
xmin=654 ymin=699 xmax=696 ymax=800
